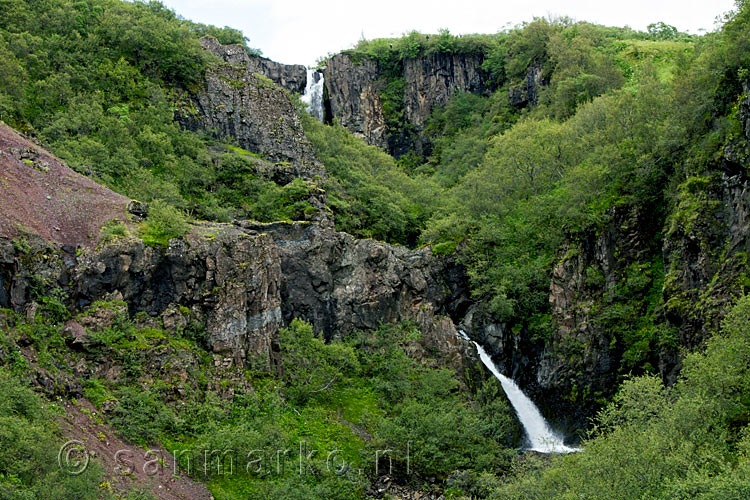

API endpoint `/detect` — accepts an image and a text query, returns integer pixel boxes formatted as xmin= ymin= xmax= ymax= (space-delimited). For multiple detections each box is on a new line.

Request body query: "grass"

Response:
xmin=227 ymin=145 xmax=262 ymax=159
xmin=615 ymin=39 xmax=694 ymax=83
xmin=100 ymin=219 xmax=128 ymax=244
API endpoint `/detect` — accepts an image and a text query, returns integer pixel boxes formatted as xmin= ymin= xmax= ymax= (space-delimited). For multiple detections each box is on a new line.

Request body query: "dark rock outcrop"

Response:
xmin=463 ymin=203 xmax=662 ymax=434
xmin=660 ymin=87 xmax=750 ymax=377
xmin=323 ymin=51 xmax=491 ymax=156
xmin=322 ymin=53 xmax=387 ymax=149
xmin=403 ymin=53 xmax=488 ymax=155
xmin=237 ymin=221 xmax=470 ymax=337
xmin=2 ymin=226 xmax=282 ymax=371
xmin=199 ymin=36 xmax=307 ymax=94
xmin=248 ymin=57 xmax=306 ymax=95
xmin=2 ymin=219 xmax=478 ymax=379
xmin=273 ymin=221 xmax=479 ymax=384
xmin=72 ymin=225 xmax=282 ymax=370
xmin=179 ymin=37 xmax=321 ymax=176
xmin=661 ymin=173 xmax=750 ymax=373
xmin=1 ymin=123 xmax=478 ymax=378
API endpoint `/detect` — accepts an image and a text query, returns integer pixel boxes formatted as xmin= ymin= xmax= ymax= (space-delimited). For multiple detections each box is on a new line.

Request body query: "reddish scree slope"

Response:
xmin=62 ymin=399 xmax=214 ymax=500
xmin=0 ymin=123 xmax=130 ymax=247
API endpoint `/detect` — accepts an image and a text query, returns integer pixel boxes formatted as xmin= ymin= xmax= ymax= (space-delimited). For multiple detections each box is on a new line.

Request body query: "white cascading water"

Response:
xmin=459 ymin=331 xmax=579 ymax=453
xmin=302 ymin=69 xmax=325 ymax=122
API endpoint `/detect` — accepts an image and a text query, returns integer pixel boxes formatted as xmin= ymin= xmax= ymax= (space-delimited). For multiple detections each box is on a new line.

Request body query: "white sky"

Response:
xmin=162 ymin=0 xmax=737 ymax=66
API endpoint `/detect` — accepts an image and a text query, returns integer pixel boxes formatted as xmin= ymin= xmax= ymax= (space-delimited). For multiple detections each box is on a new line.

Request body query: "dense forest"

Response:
xmin=1 ymin=0 xmax=750 ymax=498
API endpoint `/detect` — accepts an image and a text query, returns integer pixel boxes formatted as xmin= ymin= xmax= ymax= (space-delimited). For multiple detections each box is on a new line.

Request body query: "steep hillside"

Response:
xmin=2 ymin=0 xmax=750 ymax=499
xmin=0 ymin=123 xmax=130 ymax=247
xmin=0 ymin=88 xmax=495 ymax=500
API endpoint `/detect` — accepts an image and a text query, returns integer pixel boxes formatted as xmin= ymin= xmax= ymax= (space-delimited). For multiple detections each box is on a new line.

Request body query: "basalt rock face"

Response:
xmin=465 ymin=117 xmax=750 ymax=435
xmin=236 ymin=221 xmax=478 ymax=380
xmin=535 ymin=208 xmax=655 ymax=429
xmin=2 ymin=226 xmax=283 ymax=371
xmin=403 ymin=53 xmax=488 ymax=155
xmin=199 ymin=36 xmax=307 ymax=94
xmin=322 ymin=53 xmax=388 ymax=149
xmin=72 ymin=226 xmax=283 ymax=370
xmin=532 ymin=81 xmax=750 ymax=429
xmin=323 ymin=52 xmax=490 ymax=157
xmin=248 ymin=57 xmax=307 ymax=95
xmin=2 ymin=219 xmax=479 ymax=378
xmin=660 ymin=84 xmax=750 ymax=378
xmin=238 ymin=221 xmax=470 ymax=336
xmin=661 ymin=173 xmax=750 ymax=378
xmin=463 ymin=203 xmax=663 ymax=434
xmin=179 ymin=37 xmax=321 ymax=179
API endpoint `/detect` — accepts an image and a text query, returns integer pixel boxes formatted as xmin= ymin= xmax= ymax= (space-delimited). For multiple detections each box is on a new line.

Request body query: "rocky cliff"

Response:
xmin=660 ymin=174 xmax=750 ymax=380
xmin=179 ymin=37 xmax=321 ymax=178
xmin=460 ymin=87 xmax=750 ymax=432
xmin=233 ymin=221 xmax=477 ymax=377
xmin=1 ymin=216 xmax=478 ymax=378
xmin=323 ymin=51 xmax=490 ymax=157
xmin=1 ymin=225 xmax=283 ymax=371
xmin=508 ymin=63 xmax=546 ymax=108
xmin=403 ymin=53 xmax=487 ymax=155
xmin=322 ymin=53 xmax=388 ymax=149
xmin=658 ymin=81 xmax=750 ymax=378
xmin=237 ymin=221 xmax=470 ymax=338
xmin=460 ymin=201 xmax=666 ymax=431
xmin=199 ymin=36 xmax=307 ymax=94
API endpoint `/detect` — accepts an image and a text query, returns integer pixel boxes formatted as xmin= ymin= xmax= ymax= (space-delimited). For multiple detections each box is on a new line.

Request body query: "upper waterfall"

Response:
xmin=302 ymin=68 xmax=325 ymax=122
xmin=459 ymin=331 xmax=579 ymax=453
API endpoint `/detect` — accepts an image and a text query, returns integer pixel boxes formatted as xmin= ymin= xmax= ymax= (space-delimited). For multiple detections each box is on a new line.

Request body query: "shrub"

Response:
xmin=0 ymin=370 xmax=104 ymax=498
xmin=140 ymin=199 xmax=190 ymax=247
xmin=279 ymin=319 xmax=359 ymax=404
xmin=109 ymin=387 xmax=176 ymax=445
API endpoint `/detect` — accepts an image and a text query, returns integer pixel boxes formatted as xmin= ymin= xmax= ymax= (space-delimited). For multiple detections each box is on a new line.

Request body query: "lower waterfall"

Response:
xmin=460 ymin=331 xmax=579 ymax=453
xmin=302 ymin=68 xmax=325 ymax=122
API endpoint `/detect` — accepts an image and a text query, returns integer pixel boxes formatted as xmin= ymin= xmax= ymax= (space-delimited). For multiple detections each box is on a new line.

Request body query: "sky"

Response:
xmin=161 ymin=0 xmax=737 ymax=66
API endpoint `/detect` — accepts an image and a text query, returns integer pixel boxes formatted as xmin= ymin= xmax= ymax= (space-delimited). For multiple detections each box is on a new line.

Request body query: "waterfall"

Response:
xmin=302 ymin=69 xmax=325 ymax=122
xmin=459 ymin=331 xmax=579 ymax=453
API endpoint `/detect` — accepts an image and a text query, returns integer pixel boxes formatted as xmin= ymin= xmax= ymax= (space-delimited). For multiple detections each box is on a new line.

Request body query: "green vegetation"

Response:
xmin=139 ymin=199 xmax=190 ymax=246
xmin=0 ymin=368 xmax=108 ymax=499
xmin=306 ymin=3 xmax=749 ymax=396
xmin=492 ymin=295 xmax=750 ymax=499
xmin=99 ymin=219 xmax=128 ymax=244
xmin=0 ymin=301 xmax=518 ymax=499
xmin=0 ymin=0 xmax=310 ymax=225
xmin=2 ymin=0 xmax=750 ymax=498
xmin=301 ymin=112 xmax=438 ymax=245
